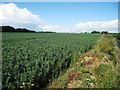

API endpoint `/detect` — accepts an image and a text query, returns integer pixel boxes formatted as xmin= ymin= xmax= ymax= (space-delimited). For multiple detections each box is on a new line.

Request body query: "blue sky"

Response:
xmin=1 ymin=0 xmax=120 ymax=2
xmin=4 ymin=2 xmax=118 ymax=27
xmin=0 ymin=2 xmax=118 ymax=33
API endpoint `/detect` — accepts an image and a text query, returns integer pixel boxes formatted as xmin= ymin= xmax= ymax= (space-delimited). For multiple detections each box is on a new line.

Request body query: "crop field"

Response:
xmin=2 ymin=33 xmax=102 ymax=89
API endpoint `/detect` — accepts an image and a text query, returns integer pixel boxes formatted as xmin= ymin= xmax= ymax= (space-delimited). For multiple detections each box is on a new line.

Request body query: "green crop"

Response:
xmin=2 ymin=33 xmax=102 ymax=89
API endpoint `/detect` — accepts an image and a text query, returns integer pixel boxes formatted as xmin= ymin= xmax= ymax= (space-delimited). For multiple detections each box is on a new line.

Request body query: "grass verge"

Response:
xmin=47 ymin=34 xmax=120 ymax=88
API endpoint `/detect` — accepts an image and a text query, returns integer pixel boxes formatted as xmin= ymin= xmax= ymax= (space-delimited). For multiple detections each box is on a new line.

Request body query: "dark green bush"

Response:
xmin=116 ymin=33 xmax=120 ymax=40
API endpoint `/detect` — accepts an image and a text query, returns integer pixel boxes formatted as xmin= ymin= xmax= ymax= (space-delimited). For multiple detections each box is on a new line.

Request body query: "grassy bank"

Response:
xmin=48 ymin=34 xmax=120 ymax=88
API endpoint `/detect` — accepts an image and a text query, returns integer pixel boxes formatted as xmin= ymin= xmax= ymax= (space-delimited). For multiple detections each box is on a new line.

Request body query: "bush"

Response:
xmin=91 ymin=31 xmax=100 ymax=34
xmin=99 ymin=35 xmax=117 ymax=64
xmin=101 ymin=31 xmax=108 ymax=34
xmin=116 ymin=33 xmax=120 ymax=40
xmin=100 ymin=40 xmax=114 ymax=54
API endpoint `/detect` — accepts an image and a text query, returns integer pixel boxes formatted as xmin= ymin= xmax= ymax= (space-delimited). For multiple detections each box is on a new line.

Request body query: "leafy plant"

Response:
xmin=2 ymin=33 xmax=102 ymax=89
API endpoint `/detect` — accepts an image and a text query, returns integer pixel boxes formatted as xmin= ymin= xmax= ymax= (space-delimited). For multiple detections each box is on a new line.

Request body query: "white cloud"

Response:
xmin=41 ymin=25 xmax=60 ymax=30
xmin=39 ymin=25 xmax=71 ymax=32
xmin=0 ymin=3 xmax=43 ymax=30
xmin=0 ymin=3 xmax=118 ymax=33
xmin=39 ymin=20 xmax=118 ymax=33
xmin=75 ymin=20 xmax=118 ymax=33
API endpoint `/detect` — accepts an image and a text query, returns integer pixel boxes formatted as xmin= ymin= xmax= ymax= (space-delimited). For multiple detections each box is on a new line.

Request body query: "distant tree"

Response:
xmin=16 ymin=28 xmax=35 ymax=32
xmin=37 ymin=31 xmax=56 ymax=33
xmin=84 ymin=32 xmax=88 ymax=33
xmin=91 ymin=31 xmax=100 ymax=34
xmin=0 ymin=26 xmax=36 ymax=32
xmin=101 ymin=31 xmax=108 ymax=34
xmin=1 ymin=26 xmax=16 ymax=32
xmin=116 ymin=33 xmax=120 ymax=40
xmin=37 ymin=31 xmax=44 ymax=33
xmin=44 ymin=31 xmax=56 ymax=33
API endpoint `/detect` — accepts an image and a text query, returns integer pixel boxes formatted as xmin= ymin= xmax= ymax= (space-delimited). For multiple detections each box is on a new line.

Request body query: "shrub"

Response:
xmin=116 ymin=33 xmax=120 ymax=40
xmin=99 ymin=35 xmax=117 ymax=64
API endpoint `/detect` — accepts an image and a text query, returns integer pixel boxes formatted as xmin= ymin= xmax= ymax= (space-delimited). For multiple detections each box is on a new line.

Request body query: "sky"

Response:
xmin=0 ymin=2 xmax=118 ymax=33
xmin=1 ymin=0 xmax=120 ymax=2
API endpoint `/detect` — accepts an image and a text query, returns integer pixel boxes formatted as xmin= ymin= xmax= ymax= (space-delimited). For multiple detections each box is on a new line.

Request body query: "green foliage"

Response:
xmin=94 ymin=64 xmax=117 ymax=88
xmin=91 ymin=31 xmax=100 ymax=34
xmin=1 ymin=26 xmax=15 ymax=32
xmin=99 ymin=35 xmax=117 ymax=64
xmin=82 ymin=74 xmax=96 ymax=86
xmin=91 ymin=31 xmax=108 ymax=34
xmin=1 ymin=26 xmax=35 ymax=32
xmin=101 ymin=31 xmax=108 ymax=34
xmin=116 ymin=33 xmax=120 ymax=40
xmin=112 ymin=33 xmax=120 ymax=40
xmin=80 ymin=68 xmax=89 ymax=73
xmin=2 ymin=33 xmax=101 ymax=89
xmin=94 ymin=64 xmax=112 ymax=75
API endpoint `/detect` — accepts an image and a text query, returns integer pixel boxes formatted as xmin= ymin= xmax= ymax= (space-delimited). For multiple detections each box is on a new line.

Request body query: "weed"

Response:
xmin=80 ymin=68 xmax=89 ymax=73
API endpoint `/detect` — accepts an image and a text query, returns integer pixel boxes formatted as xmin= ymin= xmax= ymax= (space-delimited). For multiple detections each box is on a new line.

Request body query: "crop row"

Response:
xmin=2 ymin=33 xmax=102 ymax=89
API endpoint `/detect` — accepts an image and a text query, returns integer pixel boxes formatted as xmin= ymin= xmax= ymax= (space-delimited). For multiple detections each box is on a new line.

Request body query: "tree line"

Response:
xmin=0 ymin=26 xmax=109 ymax=34
xmin=0 ymin=26 xmax=35 ymax=33
xmin=91 ymin=31 xmax=108 ymax=34
xmin=0 ymin=26 xmax=56 ymax=33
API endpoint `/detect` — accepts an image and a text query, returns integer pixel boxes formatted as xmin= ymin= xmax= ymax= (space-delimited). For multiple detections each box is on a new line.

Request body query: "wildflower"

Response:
xmin=73 ymin=83 xmax=75 ymax=84
xmin=68 ymin=83 xmax=71 ymax=86
xmin=89 ymin=57 xmax=93 ymax=60
xmin=31 ymin=84 xmax=34 ymax=86
xmin=84 ymin=56 xmax=88 ymax=59
xmin=20 ymin=86 xmax=23 ymax=88
xmin=22 ymin=83 xmax=25 ymax=85
xmin=104 ymin=56 xmax=107 ymax=58
xmin=88 ymin=83 xmax=95 ymax=86
xmin=86 ymin=79 xmax=90 ymax=81
xmin=78 ymin=80 xmax=82 ymax=84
